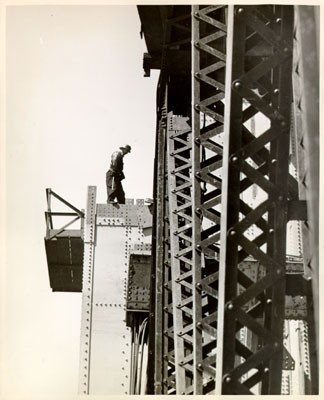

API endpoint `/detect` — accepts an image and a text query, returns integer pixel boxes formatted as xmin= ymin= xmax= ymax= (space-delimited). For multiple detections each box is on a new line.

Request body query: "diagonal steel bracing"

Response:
xmin=216 ymin=5 xmax=295 ymax=395
xmin=191 ymin=5 xmax=227 ymax=395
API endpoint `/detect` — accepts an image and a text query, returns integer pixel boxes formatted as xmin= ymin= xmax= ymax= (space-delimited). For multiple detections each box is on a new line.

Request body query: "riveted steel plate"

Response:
xmin=78 ymin=191 xmax=152 ymax=395
xmin=126 ymin=254 xmax=152 ymax=313
xmin=285 ymin=295 xmax=307 ymax=319
xmin=96 ymin=202 xmax=152 ymax=228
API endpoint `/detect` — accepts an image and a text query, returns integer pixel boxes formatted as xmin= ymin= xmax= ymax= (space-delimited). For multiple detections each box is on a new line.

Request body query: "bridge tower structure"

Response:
xmin=139 ymin=4 xmax=319 ymax=395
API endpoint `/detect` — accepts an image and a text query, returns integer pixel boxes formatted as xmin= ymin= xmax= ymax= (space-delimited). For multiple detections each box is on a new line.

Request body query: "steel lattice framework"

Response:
xmin=216 ymin=5 xmax=295 ymax=394
xmin=146 ymin=4 xmax=318 ymax=396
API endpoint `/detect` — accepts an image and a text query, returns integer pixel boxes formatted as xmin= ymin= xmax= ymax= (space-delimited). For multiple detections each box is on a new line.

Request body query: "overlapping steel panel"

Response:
xmin=78 ymin=188 xmax=151 ymax=394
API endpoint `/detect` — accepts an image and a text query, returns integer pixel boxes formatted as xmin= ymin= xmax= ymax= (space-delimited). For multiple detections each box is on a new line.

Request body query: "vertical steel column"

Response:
xmin=217 ymin=5 xmax=294 ymax=394
xmin=192 ymin=6 xmax=203 ymax=394
xmin=192 ymin=5 xmax=227 ymax=394
xmin=167 ymin=112 xmax=193 ymax=394
xmin=292 ymin=6 xmax=319 ymax=371
xmin=153 ymin=95 xmax=167 ymax=395
xmin=78 ymin=186 xmax=96 ymax=394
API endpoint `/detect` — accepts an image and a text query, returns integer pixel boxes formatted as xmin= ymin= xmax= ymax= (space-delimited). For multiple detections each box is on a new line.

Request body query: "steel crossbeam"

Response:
xmin=216 ymin=5 xmax=295 ymax=395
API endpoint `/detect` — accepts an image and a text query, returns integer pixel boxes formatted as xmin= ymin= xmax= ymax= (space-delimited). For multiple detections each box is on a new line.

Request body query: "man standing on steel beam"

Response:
xmin=106 ymin=144 xmax=131 ymax=204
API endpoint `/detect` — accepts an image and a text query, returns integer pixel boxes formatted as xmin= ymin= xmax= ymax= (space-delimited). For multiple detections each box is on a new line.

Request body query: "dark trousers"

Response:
xmin=106 ymin=171 xmax=125 ymax=204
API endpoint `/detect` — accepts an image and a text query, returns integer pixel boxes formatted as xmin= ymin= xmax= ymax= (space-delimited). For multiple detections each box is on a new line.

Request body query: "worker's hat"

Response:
xmin=120 ymin=144 xmax=131 ymax=153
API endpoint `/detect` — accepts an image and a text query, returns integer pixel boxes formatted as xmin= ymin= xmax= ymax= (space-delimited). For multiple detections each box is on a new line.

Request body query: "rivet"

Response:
xmin=271 ymin=158 xmax=277 ymax=164
xmin=231 ymin=155 xmax=238 ymax=163
xmin=264 ymin=367 xmax=269 ymax=373
xmin=228 ymin=229 xmax=236 ymax=237
xmin=273 ymin=88 xmax=279 ymax=95
xmin=266 ymin=298 xmax=272 ymax=304
xmin=224 ymin=375 xmax=231 ymax=382
xmin=195 ymin=72 xmax=200 ymax=77
xmin=281 ymin=120 xmax=287 ymax=127
xmin=236 ymin=7 xmax=244 ymax=14
xmin=197 ymin=363 xmax=203 ymax=370
xmin=276 ymin=18 xmax=282 ymax=24
xmin=227 ymin=302 xmax=234 ymax=310
xmin=233 ymin=80 xmax=241 ymax=89
xmin=269 ymin=228 xmax=274 ymax=234
xmin=283 ymin=47 xmax=289 ymax=53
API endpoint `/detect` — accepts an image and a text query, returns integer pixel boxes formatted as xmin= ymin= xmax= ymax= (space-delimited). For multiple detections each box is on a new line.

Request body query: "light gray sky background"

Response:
xmin=1 ymin=5 xmax=159 ymax=397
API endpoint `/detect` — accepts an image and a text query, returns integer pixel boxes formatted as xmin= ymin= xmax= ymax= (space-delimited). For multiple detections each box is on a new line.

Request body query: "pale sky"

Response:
xmin=2 ymin=5 xmax=159 ymax=397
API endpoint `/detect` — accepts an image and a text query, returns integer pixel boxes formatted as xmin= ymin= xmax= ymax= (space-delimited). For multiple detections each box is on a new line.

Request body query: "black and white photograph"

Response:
xmin=0 ymin=1 xmax=320 ymax=397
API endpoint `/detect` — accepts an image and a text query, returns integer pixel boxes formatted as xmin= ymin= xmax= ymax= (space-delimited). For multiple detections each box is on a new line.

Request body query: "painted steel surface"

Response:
xmin=78 ymin=187 xmax=152 ymax=395
xmin=216 ymin=5 xmax=295 ymax=395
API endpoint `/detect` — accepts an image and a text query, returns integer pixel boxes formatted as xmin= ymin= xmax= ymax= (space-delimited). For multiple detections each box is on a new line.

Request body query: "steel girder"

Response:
xmin=191 ymin=5 xmax=227 ymax=394
xmin=216 ymin=5 xmax=295 ymax=395
xmin=151 ymin=5 xmax=228 ymax=394
xmin=148 ymin=4 xmax=318 ymax=395
xmin=292 ymin=8 xmax=319 ymax=393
